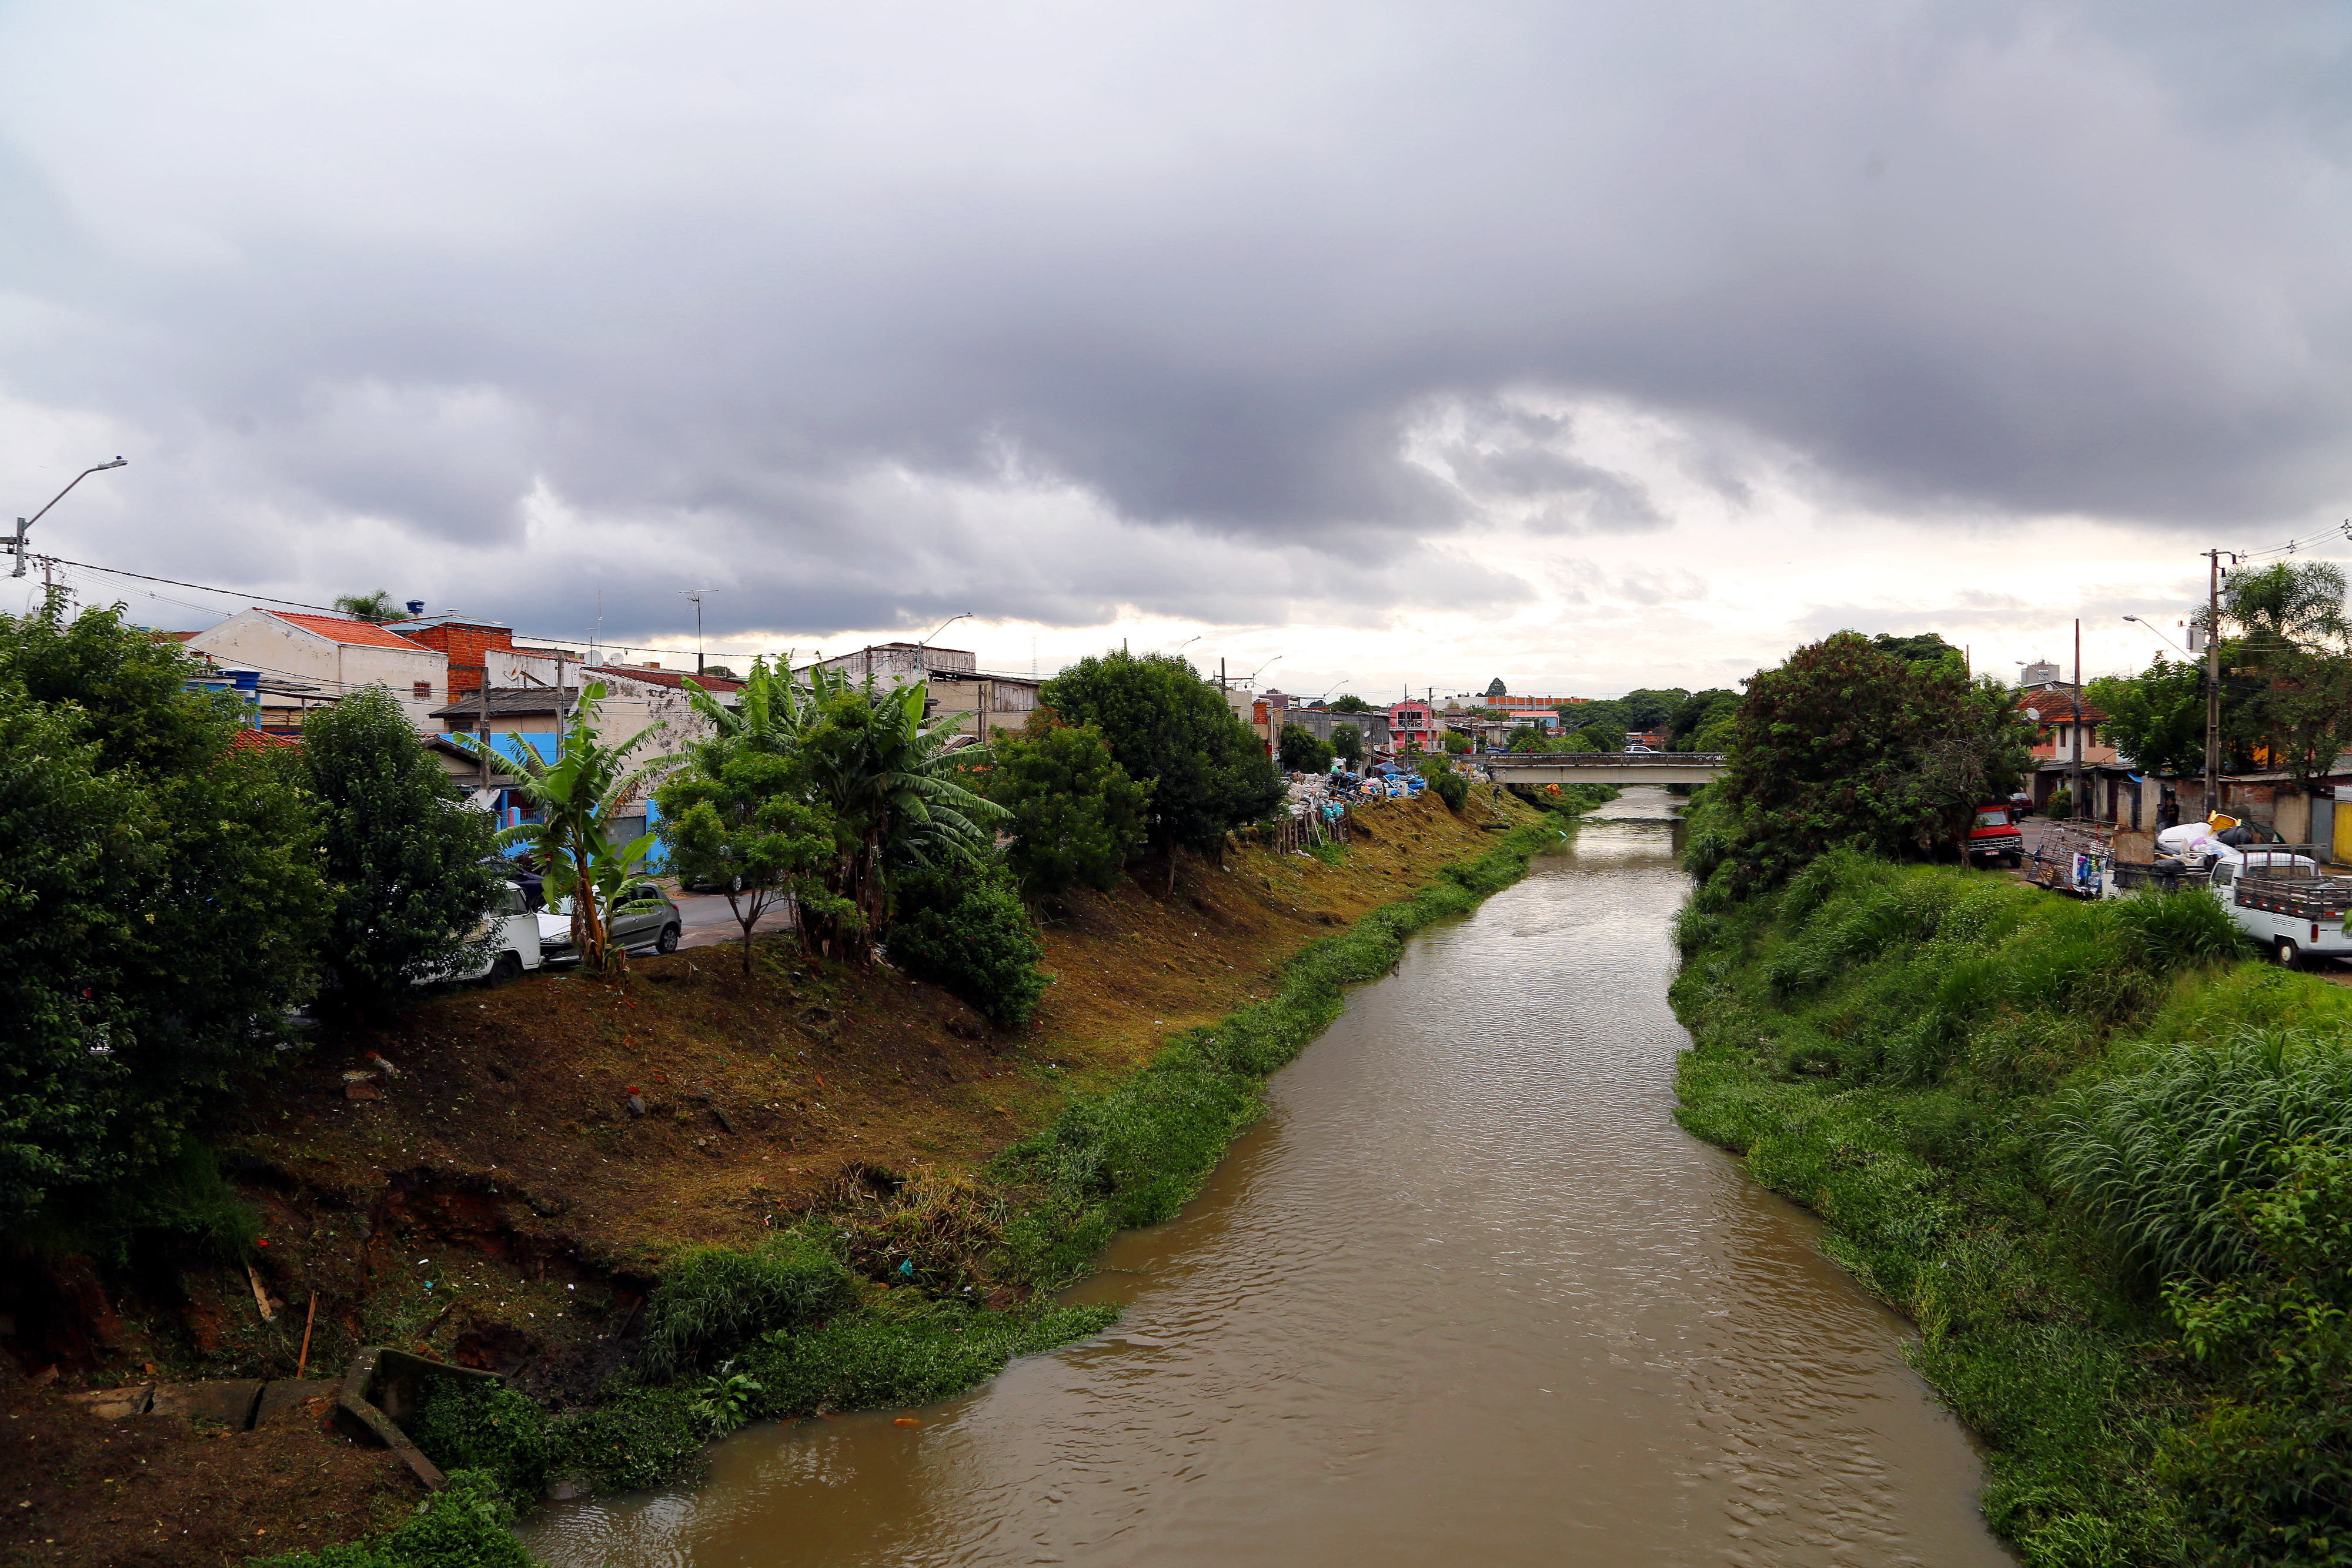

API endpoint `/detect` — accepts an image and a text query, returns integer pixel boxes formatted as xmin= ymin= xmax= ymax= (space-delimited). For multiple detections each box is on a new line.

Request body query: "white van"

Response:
xmin=417 ymin=881 xmax=543 ymax=985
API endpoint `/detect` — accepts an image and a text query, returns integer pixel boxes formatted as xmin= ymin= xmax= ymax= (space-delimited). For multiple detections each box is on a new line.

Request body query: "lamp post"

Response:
xmin=680 ymin=589 xmax=713 ymax=675
xmin=11 ymin=457 xmax=127 ymax=578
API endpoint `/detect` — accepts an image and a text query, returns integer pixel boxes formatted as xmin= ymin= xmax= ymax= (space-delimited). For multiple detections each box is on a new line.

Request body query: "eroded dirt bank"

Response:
xmin=4 ymin=785 xmax=1546 ymax=1565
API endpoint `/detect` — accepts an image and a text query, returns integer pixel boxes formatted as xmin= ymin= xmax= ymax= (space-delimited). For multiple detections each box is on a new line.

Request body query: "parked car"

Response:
xmin=1968 ymin=802 xmax=2024 ymax=867
xmin=536 ymin=881 xmax=683 ymax=964
xmin=415 ymin=880 xmax=542 ymax=985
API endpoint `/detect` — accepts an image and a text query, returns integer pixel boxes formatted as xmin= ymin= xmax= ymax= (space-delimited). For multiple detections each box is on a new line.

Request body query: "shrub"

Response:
xmin=409 ymin=1381 xmax=553 ymax=1499
xmin=975 ymin=713 xmax=1151 ymax=901
xmin=886 ymin=864 xmax=1050 ymax=1028
xmin=251 ymin=1470 xmax=529 ymax=1568
xmin=638 ymin=1232 xmax=857 ymax=1379
xmin=2046 ymin=787 xmax=2074 ymax=820
xmin=544 ymin=1384 xmax=710 ymax=1493
xmin=740 ymin=1303 xmax=1118 ymax=1417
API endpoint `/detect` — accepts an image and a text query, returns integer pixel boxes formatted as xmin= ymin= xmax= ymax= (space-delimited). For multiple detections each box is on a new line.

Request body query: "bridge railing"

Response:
xmin=1482 ymin=753 xmax=1725 ymax=768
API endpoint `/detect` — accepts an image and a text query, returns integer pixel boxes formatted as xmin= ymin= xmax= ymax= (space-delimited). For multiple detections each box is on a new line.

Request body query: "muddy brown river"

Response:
xmin=523 ymin=790 xmax=2013 ymax=1566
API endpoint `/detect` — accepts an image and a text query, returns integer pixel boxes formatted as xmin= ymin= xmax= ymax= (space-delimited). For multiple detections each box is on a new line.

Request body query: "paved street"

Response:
xmin=667 ymin=887 xmax=796 ymax=952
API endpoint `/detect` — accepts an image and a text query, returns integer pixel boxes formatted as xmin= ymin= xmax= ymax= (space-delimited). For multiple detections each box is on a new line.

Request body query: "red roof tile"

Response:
xmin=263 ymin=610 xmax=432 ymax=651
xmin=2016 ymin=688 xmax=2106 ymax=724
xmin=231 ymin=728 xmax=301 ymax=751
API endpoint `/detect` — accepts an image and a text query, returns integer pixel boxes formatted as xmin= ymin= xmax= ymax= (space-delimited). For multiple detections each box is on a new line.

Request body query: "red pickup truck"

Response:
xmin=1969 ymin=803 xmax=2024 ymax=867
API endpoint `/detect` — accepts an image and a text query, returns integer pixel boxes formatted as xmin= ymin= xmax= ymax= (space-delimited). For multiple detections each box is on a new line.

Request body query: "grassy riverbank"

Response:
xmin=7 ymin=783 xmax=1598 ymax=1566
xmin=1671 ymin=851 xmax=2352 ymax=1567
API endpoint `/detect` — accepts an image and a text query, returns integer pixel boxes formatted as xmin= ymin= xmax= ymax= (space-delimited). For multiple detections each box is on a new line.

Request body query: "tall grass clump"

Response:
xmin=637 ymin=1232 xmax=857 ymax=1378
xmin=2047 ymin=1029 xmax=2352 ymax=1283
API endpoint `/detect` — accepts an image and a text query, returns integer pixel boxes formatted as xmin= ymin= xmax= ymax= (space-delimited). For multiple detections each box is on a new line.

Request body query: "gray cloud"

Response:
xmin=4 ymin=0 xmax=2350 ymax=645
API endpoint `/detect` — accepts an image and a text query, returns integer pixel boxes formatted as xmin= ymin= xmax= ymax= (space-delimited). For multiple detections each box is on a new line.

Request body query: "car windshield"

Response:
xmin=1975 ymin=809 xmax=2009 ymax=827
xmin=543 ymin=897 xmax=573 ymax=917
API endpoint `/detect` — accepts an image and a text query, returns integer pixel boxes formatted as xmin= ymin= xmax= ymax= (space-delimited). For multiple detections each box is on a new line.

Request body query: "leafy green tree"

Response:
xmin=0 ymin=606 xmax=326 ymax=1228
xmin=332 ymin=590 xmax=405 ymax=623
xmin=1715 ymin=631 xmax=2029 ymax=891
xmin=1330 ymin=722 xmax=1364 ymax=768
xmin=1869 ymin=631 xmax=1964 ymax=668
xmin=465 ymin=684 xmax=670 ymax=973
xmin=660 ymin=660 xmax=850 ymax=972
xmin=1041 ymin=651 xmax=1284 ymax=890
xmin=884 ymin=864 xmax=1050 ymax=1028
xmin=2088 ymin=656 xmax=2209 ymax=777
xmin=2224 ymin=561 xmax=2352 ymax=786
xmin=302 ymin=687 xmax=503 ymax=999
xmin=1575 ymin=724 xmax=1621 ymax=753
xmin=1439 ymin=730 xmax=1471 ymax=754
xmin=1668 ymin=689 xmax=1739 ymax=751
xmin=1277 ymin=721 xmax=1332 ymax=773
xmin=1327 ymin=694 xmax=1372 ymax=714
xmin=1621 ymin=687 xmax=1688 ymax=732
xmin=794 ymin=677 xmax=1005 ymax=954
xmin=975 ymin=711 xmax=1151 ymax=901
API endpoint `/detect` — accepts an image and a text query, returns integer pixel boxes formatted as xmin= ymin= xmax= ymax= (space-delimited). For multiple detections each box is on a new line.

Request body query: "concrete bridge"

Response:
xmin=1481 ymin=753 xmax=1726 ymax=787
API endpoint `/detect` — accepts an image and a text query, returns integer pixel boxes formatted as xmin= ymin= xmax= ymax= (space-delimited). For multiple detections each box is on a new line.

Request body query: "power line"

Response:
xmin=37 ymin=554 xmax=800 ymax=663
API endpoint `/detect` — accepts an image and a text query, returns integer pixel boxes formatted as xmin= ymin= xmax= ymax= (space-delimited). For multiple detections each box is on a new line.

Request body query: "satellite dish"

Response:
xmin=2026 ymin=708 xmax=2041 ymax=721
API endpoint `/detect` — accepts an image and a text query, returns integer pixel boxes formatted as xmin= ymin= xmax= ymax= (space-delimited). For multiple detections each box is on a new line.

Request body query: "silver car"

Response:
xmin=536 ymin=881 xmax=683 ymax=964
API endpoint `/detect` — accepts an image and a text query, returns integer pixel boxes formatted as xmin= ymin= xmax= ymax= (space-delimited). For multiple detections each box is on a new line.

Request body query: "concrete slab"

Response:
xmin=149 ymin=1379 xmax=263 ymax=1428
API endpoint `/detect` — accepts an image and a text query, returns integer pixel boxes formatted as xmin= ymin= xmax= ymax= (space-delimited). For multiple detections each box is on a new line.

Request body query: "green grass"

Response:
xmin=1672 ymin=850 xmax=2352 ymax=1566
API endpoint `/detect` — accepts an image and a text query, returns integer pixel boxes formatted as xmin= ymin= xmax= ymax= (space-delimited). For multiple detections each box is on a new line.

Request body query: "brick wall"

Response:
xmin=399 ymin=621 xmax=515 ymax=699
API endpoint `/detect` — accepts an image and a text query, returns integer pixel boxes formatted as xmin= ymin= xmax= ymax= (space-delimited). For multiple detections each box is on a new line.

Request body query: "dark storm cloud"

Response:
xmin=4 ymin=0 xmax=2350 ymax=643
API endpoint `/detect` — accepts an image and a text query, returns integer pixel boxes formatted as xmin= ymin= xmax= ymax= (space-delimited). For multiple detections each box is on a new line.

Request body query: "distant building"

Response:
xmin=797 ymin=643 xmax=1037 ymax=737
xmin=2018 ymin=660 xmax=2062 ymax=686
xmin=1485 ymin=676 xmax=1506 ymax=698
xmin=182 ymin=609 xmax=444 ymax=733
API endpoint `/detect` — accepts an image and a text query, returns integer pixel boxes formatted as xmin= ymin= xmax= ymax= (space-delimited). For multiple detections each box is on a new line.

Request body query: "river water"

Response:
xmin=523 ymin=790 xmax=2013 ymax=1567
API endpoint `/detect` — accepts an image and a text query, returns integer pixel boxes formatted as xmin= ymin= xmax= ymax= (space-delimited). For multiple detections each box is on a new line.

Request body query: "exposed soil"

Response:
xmin=0 ymin=1360 xmax=411 ymax=1568
xmin=4 ymin=783 xmax=1549 ymax=1564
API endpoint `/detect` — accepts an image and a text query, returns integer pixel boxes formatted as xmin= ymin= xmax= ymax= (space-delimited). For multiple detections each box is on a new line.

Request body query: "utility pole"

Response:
xmin=2072 ymin=618 xmax=2084 ymax=821
xmin=477 ymin=676 xmax=492 ymax=793
xmin=2204 ymin=549 xmax=2230 ymax=821
xmin=681 ymin=590 xmax=710 ymax=676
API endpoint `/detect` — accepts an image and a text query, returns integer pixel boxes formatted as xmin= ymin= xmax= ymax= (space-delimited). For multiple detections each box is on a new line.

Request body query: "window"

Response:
xmin=413 ymin=682 xmax=432 ymax=700
xmin=1975 ymin=808 xmax=2010 ymax=827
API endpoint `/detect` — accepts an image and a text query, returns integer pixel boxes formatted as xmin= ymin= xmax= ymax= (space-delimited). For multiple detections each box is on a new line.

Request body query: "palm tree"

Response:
xmin=333 ymin=590 xmax=405 ymax=623
xmin=796 ymin=676 xmax=1005 ymax=952
xmin=455 ymin=684 xmax=673 ymax=972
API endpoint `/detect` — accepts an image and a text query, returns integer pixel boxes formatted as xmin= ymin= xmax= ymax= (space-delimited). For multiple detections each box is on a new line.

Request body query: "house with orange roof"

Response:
xmin=181 ymin=608 xmax=446 ymax=733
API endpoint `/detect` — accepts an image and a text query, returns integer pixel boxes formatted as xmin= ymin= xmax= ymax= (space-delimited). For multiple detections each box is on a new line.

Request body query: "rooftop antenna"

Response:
xmin=681 ymin=589 xmax=713 ymax=675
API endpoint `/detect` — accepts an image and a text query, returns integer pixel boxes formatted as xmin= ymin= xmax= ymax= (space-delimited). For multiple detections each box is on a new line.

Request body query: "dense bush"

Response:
xmin=885 ymin=864 xmax=1051 ymax=1028
xmin=0 ymin=605 xmax=326 ymax=1231
xmin=974 ymin=712 xmax=1151 ymax=901
xmin=637 ymin=1232 xmax=857 ymax=1379
xmin=302 ymin=686 xmax=503 ymax=999
xmin=1672 ymin=851 xmax=2352 ymax=1564
xmin=410 ymin=1380 xmax=555 ymax=1499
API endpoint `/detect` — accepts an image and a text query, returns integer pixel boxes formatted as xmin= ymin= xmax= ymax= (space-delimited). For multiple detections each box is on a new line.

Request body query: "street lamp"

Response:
xmin=2122 ymin=614 xmax=2191 ymax=658
xmin=11 ymin=457 xmax=127 ymax=578
xmin=919 ymin=612 xmax=973 ymax=666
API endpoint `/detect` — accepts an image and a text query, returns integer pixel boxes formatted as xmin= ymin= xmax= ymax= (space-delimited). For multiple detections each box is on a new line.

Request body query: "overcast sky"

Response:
xmin=5 ymin=1 xmax=2350 ymax=700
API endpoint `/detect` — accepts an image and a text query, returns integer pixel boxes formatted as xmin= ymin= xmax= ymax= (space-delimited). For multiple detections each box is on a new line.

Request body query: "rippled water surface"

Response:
xmin=524 ymin=790 xmax=2012 ymax=1566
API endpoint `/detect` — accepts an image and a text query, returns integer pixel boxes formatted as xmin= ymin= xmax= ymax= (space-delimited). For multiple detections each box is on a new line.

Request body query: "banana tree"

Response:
xmin=455 ymin=683 xmax=674 ymax=972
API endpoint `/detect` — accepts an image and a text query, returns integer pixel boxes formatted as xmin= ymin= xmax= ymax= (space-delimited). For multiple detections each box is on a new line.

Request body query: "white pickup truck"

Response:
xmin=2155 ymin=824 xmax=2352 ymax=966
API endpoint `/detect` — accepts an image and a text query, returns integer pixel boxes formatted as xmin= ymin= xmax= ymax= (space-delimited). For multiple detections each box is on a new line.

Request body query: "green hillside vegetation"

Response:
xmin=1671 ymin=844 xmax=2352 ymax=1566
